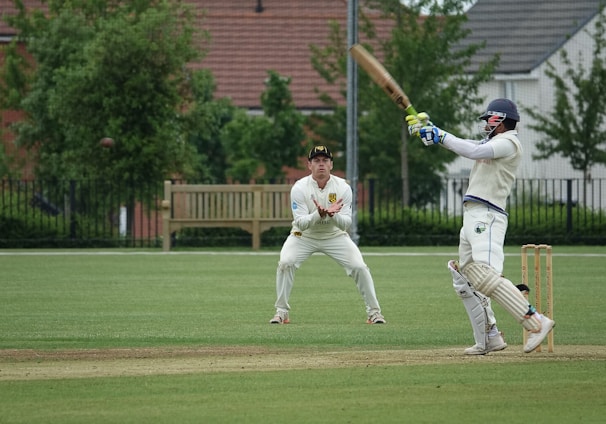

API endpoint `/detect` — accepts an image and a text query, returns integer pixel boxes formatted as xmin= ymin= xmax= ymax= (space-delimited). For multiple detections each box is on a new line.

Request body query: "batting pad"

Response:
xmin=463 ymin=262 xmax=541 ymax=332
xmin=449 ymin=261 xmax=491 ymax=348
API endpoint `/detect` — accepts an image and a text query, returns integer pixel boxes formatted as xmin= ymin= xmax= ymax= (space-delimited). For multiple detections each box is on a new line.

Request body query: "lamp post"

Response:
xmin=346 ymin=0 xmax=359 ymax=244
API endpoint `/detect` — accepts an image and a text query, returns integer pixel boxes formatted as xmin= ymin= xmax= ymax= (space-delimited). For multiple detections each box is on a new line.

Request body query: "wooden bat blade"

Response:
xmin=350 ymin=44 xmax=417 ymax=115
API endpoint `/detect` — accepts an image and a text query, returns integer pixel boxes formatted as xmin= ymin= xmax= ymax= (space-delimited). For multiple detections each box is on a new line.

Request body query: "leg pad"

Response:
xmin=463 ymin=262 xmax=540 ymax=332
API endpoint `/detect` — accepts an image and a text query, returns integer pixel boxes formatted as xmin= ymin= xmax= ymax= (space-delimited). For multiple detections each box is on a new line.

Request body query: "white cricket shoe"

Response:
xmin=524 ymin=315 xmax=555 ymax=353
xmin=464 ymin=332 xmax=508 ymax=355
xmin=367 ymin=312 xmax=386 ymax=324
xmin=269 ymin=311 xmax=290 ymax=324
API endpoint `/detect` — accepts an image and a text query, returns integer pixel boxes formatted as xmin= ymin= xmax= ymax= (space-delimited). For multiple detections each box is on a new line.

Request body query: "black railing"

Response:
xmin=356 ymin=177 xmax=606 ymax=246
xmin=1 ymin=178 xmax=604 ymax=248
xmin=0 ymin=179 xmax=163 ymax=248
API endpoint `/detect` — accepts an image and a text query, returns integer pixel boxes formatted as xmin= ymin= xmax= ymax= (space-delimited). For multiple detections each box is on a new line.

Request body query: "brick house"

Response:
xmin=0 ymin=0 xmax=393 ymax=180
xmin=4 ymin=0 xmax=603 ymax=181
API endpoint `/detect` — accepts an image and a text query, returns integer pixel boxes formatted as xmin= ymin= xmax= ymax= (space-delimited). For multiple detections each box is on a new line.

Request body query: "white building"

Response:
xmin=450 ymin=0 xmax=605 ymax=181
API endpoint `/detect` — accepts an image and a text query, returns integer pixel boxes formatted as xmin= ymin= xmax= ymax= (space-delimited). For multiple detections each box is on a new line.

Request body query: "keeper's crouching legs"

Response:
xmin=462 ymin=262 xmax=541 ymax=332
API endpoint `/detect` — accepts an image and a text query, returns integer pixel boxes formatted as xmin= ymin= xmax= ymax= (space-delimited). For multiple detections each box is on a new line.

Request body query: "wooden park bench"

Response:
xmin=161 ymin=181 xmax=293 ymax=250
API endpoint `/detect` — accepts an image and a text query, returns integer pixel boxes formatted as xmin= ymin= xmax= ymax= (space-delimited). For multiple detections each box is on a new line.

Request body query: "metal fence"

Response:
xmin=356 ymin=178 xmax=606 ymax=246
xmin=1 ymin=178 xmax=604 ymax=248
xmin=0 ymin=179 xmax=163 ymax=248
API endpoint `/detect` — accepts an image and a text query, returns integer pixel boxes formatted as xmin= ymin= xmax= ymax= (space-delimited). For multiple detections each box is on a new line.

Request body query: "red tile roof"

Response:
xmin=1 ymin=0 xmax=393 ymax=110
xmin=191 ymin=0 xmax=392 ymax=109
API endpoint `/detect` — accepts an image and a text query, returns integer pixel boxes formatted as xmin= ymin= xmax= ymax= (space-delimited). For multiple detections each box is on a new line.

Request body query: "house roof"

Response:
xmin=1 ymin=0 xmax=392 ymax=110
xmin=191 ymin=0 xmax=349 ymax=110
xmin=460 ymin=0 xmax=602 ymax=74
xmin=3 ymin=0 xmax=604 ymax=102
xmin=190 ymin=0 xmax=392 ymax=109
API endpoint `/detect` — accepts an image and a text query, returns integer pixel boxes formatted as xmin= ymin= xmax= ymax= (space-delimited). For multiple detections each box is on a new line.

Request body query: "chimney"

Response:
xmin=255 ymin=0 xmax=264 ymax=13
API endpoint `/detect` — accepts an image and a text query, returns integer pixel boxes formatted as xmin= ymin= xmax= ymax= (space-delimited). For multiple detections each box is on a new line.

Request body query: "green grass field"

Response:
xmin=1 ymin=246 xmax=605 ymax=423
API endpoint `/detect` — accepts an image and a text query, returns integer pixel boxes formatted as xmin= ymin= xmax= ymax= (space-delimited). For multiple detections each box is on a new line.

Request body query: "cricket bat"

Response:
xmin=350 ymin=43 xmax=417 ymax=115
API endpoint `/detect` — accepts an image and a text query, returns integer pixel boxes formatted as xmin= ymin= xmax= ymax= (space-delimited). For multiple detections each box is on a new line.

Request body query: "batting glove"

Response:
xmin=405 ymin=112 xmax=431 ymax=137
xmin=419 ymin=126 xmax=447 ymax=146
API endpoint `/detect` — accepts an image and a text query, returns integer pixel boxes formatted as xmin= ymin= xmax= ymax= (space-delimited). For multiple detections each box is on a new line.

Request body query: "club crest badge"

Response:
xmin=474 ymin=222 xmax=487 ymax=234
xmin=328 ymin=193 xmax=337 ymax=203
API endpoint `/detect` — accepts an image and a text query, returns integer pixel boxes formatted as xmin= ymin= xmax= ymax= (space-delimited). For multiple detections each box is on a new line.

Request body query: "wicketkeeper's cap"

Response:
xmin=308 ymin=145 xmax=333 ymax=160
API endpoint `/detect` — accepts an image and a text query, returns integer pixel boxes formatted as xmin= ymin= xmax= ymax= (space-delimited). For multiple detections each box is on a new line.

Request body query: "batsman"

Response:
xmin=406 ymin=99 xmax=555 ymax=354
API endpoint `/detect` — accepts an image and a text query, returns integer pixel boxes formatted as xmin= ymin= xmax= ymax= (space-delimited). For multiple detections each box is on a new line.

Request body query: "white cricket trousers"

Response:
xmin=274 ymin=233 xmax=381 ymax=316
xmin=458 ymin=202 xmax=508 ymax=273
xmin=456 ymin=202 xmax=508 ymax=329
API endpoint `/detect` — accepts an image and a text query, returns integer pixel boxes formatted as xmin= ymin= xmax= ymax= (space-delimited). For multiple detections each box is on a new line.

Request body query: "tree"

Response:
xmin=0 ymin=40 xmax=29 ymax=110
xmin=181 ymin=68 xmax=237 ymax=183
xmin=220 ymin=108 xmax=270 ymax=182
xmin=309 ymin=0 xmax=497 ymax=206
xmin=0 ymin=39 xmax=30 ymax=178
xmin=258 ymin=71 xmax=307 ymax=178
xmin=220 ymin=70 xmax=306 ymax=182
xmin=524 ymin=6 xmax=606 ymax=192
xmin=2 ymin=0 xmax=210 ymax=186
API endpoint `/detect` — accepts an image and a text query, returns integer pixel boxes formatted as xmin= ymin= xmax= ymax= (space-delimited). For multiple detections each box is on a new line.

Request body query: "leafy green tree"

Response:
xmin=0 ymin=40 xmax=29 ymax=109
xmin=0 ymin=135 xmax=7 ymax=178
xmin=309 ymin=0 xmax=496 ymax=206
xmin=2 ymin=0 xmax=209 ymax=186
xmin=0 ymin=38 xmax=31 ymax=178
xmin=220 ymin=108 xmax=270 ymax=182
xmin=181 ymin=69 xmax=237 ymax=183
xmin=524 ymin=6 xmax=606 ymax=192
xmin=220 ymin=70 xmax=306 ymax=181
xmin=259 ymin=71 xmax=306 ymax=178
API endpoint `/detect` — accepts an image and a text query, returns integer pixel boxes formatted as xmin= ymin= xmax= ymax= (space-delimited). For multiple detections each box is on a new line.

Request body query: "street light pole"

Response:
xmin=346 ymin=0 xmax=359 ymax=244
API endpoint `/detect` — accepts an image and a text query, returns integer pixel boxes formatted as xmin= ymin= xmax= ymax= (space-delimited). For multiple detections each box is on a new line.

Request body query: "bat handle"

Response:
xmin=405 ymin=105 xmax=418 ymax=115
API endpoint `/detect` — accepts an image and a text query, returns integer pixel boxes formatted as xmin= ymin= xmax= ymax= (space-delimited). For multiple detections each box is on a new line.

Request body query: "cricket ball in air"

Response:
xmin=100 ymin=137 xmax=115 ymax=148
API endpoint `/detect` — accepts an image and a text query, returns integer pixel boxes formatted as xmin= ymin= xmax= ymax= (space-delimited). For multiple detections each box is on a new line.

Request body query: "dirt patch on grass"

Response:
xmin=0 ymin=345 xmax=604 ymax=381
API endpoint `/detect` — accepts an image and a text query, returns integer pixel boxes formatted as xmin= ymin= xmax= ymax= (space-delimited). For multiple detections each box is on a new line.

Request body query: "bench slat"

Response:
xmin=162 ymin=181 xmax=293 ymax=250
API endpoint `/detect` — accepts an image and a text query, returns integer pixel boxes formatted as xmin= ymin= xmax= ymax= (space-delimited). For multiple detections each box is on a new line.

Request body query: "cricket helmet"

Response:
xmin=479 ymin=98 xmax=520 ymax=122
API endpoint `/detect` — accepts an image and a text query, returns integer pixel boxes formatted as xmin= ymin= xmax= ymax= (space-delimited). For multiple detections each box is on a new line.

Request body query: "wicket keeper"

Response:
xmin=269 ymin=146 xmax=386 ymax=325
